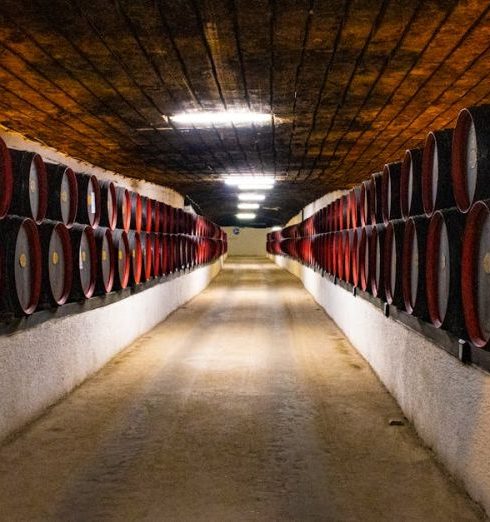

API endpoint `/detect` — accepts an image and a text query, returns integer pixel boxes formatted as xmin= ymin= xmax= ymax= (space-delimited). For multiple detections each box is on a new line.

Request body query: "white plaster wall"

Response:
xmin=0 ymin=258 xmax=223 ymax=442
xmin=223 ymin=227 xmax=271 ymax=256
xmin=273 ymin=254 xmax=490 ymax=516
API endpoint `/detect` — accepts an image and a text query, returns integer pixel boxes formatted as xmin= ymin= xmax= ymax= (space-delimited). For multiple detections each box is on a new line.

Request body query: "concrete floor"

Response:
xmin=0 ymin=258 xmax=485 ymax=521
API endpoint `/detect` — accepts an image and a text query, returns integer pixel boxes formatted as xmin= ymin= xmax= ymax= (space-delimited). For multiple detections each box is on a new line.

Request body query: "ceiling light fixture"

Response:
xmin=224 ymin=176 xmax=275 ymax=186
xmin=238 ymin=183 xmax=273 ymax=191
xmin=238 ymin=193 xmax=266 ymax=201
xmin=236 ymin=212 xmax=256 ymax=219
xmin=238 ymin=203 xmax=260 ymax=210
xmin=170 ymin=111 xmax=272 ymax=127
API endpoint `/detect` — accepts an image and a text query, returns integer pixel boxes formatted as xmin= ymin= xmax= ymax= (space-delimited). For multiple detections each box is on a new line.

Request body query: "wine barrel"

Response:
xmin=335 ymin=231 xmax=345 ymax=280
xmin=128 ymin=231 xmax=143 ymax=285
xmin=153 ymin=200 xmax=161 ymax=234
xmin=343 ymin=230 xmax=355 ymax=283
xmin=400 ymin=148 xmax=423 ymax=218
xmin=422 ymin=129 xmax=454 ymax=216
xmin=402 ymin=216 xmax=429 ymax=318
xmin=0 ymin=216 xmax=42 ymax=315
xmin=382 ymin=162 xmax=402 ymax=224
xmin=348 ymin=188 xmax=362 ymax=229
xmin=116 ymin=186 xmax=131 ymax=232
xmin=99 ymin=180 xmax=117 ymax=230
xmin=360 ymin=179 xmax=373 ymax=226
xmin=130 ymin=191 xmax=142 ymax=232
xmin=370 ymin=172 xmax=383 ymax=224
xmin=152 ymin=233 xmax=162 ymax=277
xmin=39 ymin=221 xmax=73 ymax=306
xmin=76 ymin=173 xmax=101 ymax=228
xmin=351 ymin=228 xmax=361 ymax=287
xmin=45 ymin=164 xmax=78 ymax=227
xmin=339 ymin=195 xmax=348 ymax=230
xmin=358 ymin=226 xmax=372 ymax=292
xmin=10 ymin=150 xmax=48 ymax=224
xmin=140 ymin=232 xmax=153 ymax=281
xmin=452 ymin=105 xmax=490 ymax=212
xmin=368 ymin=224 xmax=386 ymax=299
xmin=0 ymin=137 xmax=13 ymax=218
xmin=111 ymin=229 xmax=130 ymax=290
xmin=69 ymin=224 xmax=97 ymax=300
xmin=383 ymin=220 xmax=405 ymax=308
xmin=426 ymin=208 xmax=466 ymax=336
xmin=461 ymin=200 xmax=490 ymax=347
xmin=94 ymin=227 xmax=115 ymax=294
xmin=141 ymin=196 xmax=153 ymax=233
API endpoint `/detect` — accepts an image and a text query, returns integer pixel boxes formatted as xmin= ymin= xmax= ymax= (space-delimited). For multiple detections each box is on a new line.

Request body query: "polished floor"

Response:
xmin=0 ymin=258 xmax=484 ymax=521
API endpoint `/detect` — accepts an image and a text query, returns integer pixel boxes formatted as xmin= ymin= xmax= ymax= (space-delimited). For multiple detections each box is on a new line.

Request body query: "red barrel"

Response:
xmin=140 ymin=232 xmax=153 ymax=281
xmin=461 ymin=200 xmax=490 ymax=347
xmin=383 ymin=220 xmax=405 ymax=308
xmin=400 ymin=148 xmax=423 ymax=219
xmin=370 ymin=172 xmax=383 ymax=224
xmin=128 ymin=231 xmax=143 ymax=285
xmin=45 ymin=164 xmax=78 ymax=227
xmin=112 ymin=229 xmax=130 ymax=290
xmin=452 ymin=105 xmax=490 ymax=212
xmin=368 ymin=224 xmax=386 ymax=299
xmin=69 ymin=224 xmax=97 ymax=300
xmin=358 ymin=226 xmax=371 ymax=292
xmin=402 ymin=216 xmax=429 ymax=318
xmin=343 ymin=230 xmax=354 ymax=283
xmin=426 ymin=208 xmax=466 ymax=336
xmin=0 ymin=137 xmax=13 ymax=218
xmin=336 ymin=231 xmax=345 ymax=280
xmin=351 ymin=228 xmax=361 ymax=287
xmin=339 ymin=195 xmax=348 ymax=230
xmin=130 ymin=191 xmax=142 ymax=232
xmin=360 ymin=179 xmax=373 ymax=226
xmin=348 ymin=188 xmax=361 ymax=229
xmin=116 ymin=187 xmax=131 ymax=232
xmin=76 ymin=173 xmax=101 ymax=228
xmin=382 ymin=162 xmax=402 ymax=224
xmin=0 ymin=217 xmax=42 ymax=315
xmin=422 ymin=129 xmax=454 ymax=216
xmin=141 ymin=197 xmax=153 ymax=233
xmin=39 ymin=221 xmax=73 ymax=306
xmin=94 ymin=227 xmax=115 ymax=294
xmin=10 ymin=150 xmax=48 ymax=224
xmin=99 ymin=180 xmax=117 ymax=230
xmin=153 ymin=201 xmax=161 ymax=233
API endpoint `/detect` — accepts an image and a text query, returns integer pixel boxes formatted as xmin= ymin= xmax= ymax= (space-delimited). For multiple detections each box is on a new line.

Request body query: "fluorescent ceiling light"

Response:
xmin=236 ymin=213 xmax=256 ymax=219
xmin=224 ymin=176 xmax=275 ymax=186
xmin=271 ymin=226 xmax=282 ymax=231
xmin=238 ymin=193 xmax=266 ymax=201
xmin=238 ymin=184 xmax=273 ymax=190
xmin=238 ymin=203 xmax=260 ymax=210
xmin=170 ymin=111 xmax=272 ymax=127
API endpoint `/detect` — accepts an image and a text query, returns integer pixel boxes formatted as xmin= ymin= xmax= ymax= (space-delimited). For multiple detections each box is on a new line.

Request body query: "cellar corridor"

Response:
xmin=0 ymin=258 xmax=482 ymax=521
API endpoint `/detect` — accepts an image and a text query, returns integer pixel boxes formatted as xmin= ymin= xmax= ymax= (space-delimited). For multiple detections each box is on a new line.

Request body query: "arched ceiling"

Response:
xmin=0 ymin=0 xmax=489 ymax=226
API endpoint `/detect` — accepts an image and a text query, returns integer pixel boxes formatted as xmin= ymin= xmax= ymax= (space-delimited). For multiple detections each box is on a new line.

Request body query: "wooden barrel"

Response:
xmin=422 ymin=129 xmax=454 ymax=216
xmin=76 ymin=173 xmax=101 ymax=228
xmin=351 ymin=228 xmax=361 ymax=287
xmin=69 ymin=224 xmax=97 ymax=300
xmin=360 ymin=179 xmax=373 ymax=226
xmin=140 ymin=232 xmax=153 ymax=281
xmin=370 ymin=172 xmax=383 ymax=224
xmin=111 ymin=229 xmax=130 ymax=290
xmin=39 ymin=221 xmax=73 ymax=306
xmin=368 ymin=224 xmax=386 ymax=299
xmin=348 ymin=188 xmax=361 ymax=229
xmin=99 ymin=180 xmax=117 ymax=230
xmin=335 ymin=231 xmax=345 ymax=280
xmin=152 ymin=233 xmax=162 ymax=276
xmin=128 ymin=231 xmax=143 ymax=285
xmin=343 ymin=230 xmax=354 ymax=283
xmin=153 ymin=200 xmax=161 ymax=234
xmin=426 ymin=208 xmax=466 ymax=336
xmin=130 ymin=191 xmax=142 ymax=232
xmin=0 ymin=137 xmax=13 ymax=218
xmin=382 ymin=162 xmax=402 ymax=224
xmin=461 ymin=200 xmax=490 ymax=347
xmin=400 ymin=148 xmax=423 ymax=218
xmin=116 ymin=186 xmax=131 ymax=232
xmin=94 ymin=227 xmax=115 ymax=294
xmin=402 ymin=216 xmax=429 ymax=318
xmin=45 ymin=164 xmax=78 ymax=227
xmin=452 ymin=105 xmax=490 ymax=212
xmin=141 ymin=196 xmax=153 ymax=233
xmin=358 ymin=226 xmax=372 ymax=292
xmin=383 ymin=220 xmax=405 ymax=308
xmin=339 ymin=195 xmax=348 ymax=230
xmin=161 ymin=203 xmax=170 ymax=234
xmin=0 ymin=217 xmax=42 ymax=315
xmin=10 ymin=150 xmax=48 ymax=224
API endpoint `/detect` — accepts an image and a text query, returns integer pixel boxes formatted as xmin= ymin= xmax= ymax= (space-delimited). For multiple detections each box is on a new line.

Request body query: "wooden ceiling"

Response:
xmin=0 ymin=0 xmax=489 ymax=226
